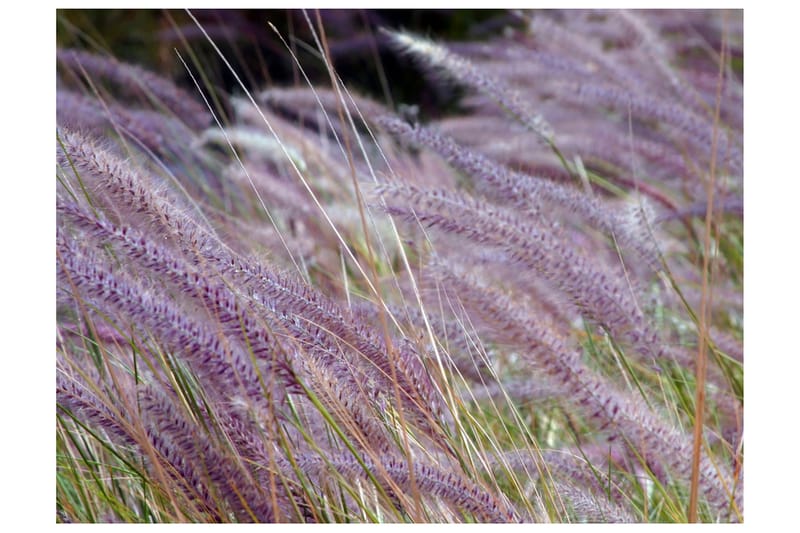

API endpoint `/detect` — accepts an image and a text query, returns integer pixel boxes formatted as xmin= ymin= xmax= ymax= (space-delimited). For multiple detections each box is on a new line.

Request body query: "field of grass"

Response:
xmin=55 ymin=9 xmax=743 ymax=523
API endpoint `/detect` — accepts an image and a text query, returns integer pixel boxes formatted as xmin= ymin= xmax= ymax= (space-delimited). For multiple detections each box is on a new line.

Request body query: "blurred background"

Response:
xmin=56 ymin=9 xmax=522 ymax=120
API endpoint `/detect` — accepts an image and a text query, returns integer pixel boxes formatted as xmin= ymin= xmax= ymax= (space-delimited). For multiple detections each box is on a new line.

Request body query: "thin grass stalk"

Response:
xmin=688 ymin=18 xmax=727 ymax=523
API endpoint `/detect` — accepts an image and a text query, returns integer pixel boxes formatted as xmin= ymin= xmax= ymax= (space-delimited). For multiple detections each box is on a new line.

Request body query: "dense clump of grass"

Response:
xmin=56 ymin=9 xmax=743 ymax=523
